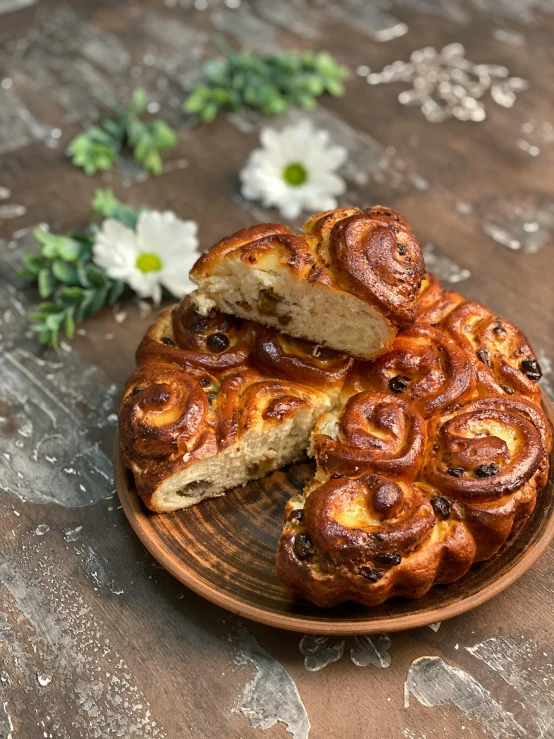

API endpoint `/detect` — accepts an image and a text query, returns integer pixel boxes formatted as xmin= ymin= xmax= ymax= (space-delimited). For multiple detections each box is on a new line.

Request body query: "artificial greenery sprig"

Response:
xmin=68 ymin=88 xmax=177 ymax=176
xmin=19 ymin=190 xmax=137 ymax=350
xmin=183 ymin=41 xmax=349 ymax=123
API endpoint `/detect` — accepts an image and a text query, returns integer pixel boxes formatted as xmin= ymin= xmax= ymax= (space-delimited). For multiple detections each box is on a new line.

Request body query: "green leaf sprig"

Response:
xmin=68 ymin=88 xmax=178 ymax=176
xmin=19 ymin=190 xmax=137 ymax=349
xmin=183 ymin=41 xmax=349 ymax=123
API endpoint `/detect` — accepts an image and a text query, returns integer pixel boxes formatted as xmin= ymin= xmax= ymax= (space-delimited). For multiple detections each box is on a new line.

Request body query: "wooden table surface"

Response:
xmin=2 ymin=1 xmax=554 ymax=737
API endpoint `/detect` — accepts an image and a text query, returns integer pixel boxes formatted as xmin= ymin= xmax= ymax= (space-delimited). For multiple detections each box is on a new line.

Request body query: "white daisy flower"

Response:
xmin=93 ymin=210 xmax=200 ymax=304
xmin=239 ymin=119 xmax=348 ymax=220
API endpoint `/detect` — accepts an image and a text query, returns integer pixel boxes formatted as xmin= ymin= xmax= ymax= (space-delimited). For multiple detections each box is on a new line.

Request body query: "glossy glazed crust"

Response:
xmin=190 ymin=206 xmax=425 ymax=330
xmin=119 ymin=297 xmax=346 ymax=508
xmin=119 ymin=271 xmax=549 ymax=606
xmin=276 ymin=274 xmax=550 ymax=607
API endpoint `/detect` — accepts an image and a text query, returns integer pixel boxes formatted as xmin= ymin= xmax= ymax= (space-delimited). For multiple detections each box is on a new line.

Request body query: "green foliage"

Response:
xmin=19 ymin=190 xmax=135 ymax=349
xmin=92 ymin=188 xmax=141 ymax=228
xmin=68 ymin=88 xmax=178 ymax=176
xmin=183 ymin=45 xmax=349 ymax=123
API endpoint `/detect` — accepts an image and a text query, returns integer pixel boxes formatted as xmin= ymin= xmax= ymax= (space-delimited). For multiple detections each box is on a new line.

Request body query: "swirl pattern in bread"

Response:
xmin=190 ymin=206 xmax=425 ymax=360
xmin=120 ymin=233 xmax=549 ymax=606
xmin=275 ymin=274 xmax=550 ymax=607
xmin=120 ymin=297 xmax=338 ymax=511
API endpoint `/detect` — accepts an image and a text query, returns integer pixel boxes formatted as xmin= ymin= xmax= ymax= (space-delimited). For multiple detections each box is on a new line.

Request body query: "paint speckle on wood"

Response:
xmin=233 ymin=626 xmax=310 ymax=739
xmin=404 ymin=655 xmax=525 ymax=738
xmin=422 ymin=243 xmax=471 ymax=283
xmin=0 ymin=549 xmax=166 ymax=737
xmin=350 ymin=634 xmax=392 ymax=668
xmin=467 ymin=635 xmax=554 ymax=737
xmin=0 ymin=351 xmax=114 ymax=507
xmin=299 ymin=635 xmax=345 ymax=672
xmin=298 ymin=633 xmax=392 ymax=670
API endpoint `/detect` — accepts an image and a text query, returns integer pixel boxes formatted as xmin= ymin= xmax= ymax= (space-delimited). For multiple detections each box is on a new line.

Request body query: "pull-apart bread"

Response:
xmin=119 ymin=297 xmax=353 ymax=511
xmin=276 ymin=276 xmax=550 ymax=606
xmin=189 ymin=206 xmax=425 ymax=360
xmin=119 ymin=206 xmax=550 ymax=608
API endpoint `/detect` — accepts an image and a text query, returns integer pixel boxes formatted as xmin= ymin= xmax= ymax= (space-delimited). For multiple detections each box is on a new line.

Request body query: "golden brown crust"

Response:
xmin=443 ymin=300 xmax=543 ymax=404
xmin=216 ymin=372 xmax=317 ymax=447
xmin=251 ymin=327 xmax=353 ymax=390
xmin=319 ymin=206 xmax=425 ymax=328
xmin=347 ymin=323 xmax=478 ymax=418
xmin=422 ymin=396 xmax=545 ymax=500
xmin=120 ymin=259 xmax=550 ymax=607
xmin=191 ymin=222 xmax=315 ymax=280
xmin=119 ymin=362 xmax=217 ymax=503
xmin=416 ymin=272 xmax=465 ymax=325
xmin=313 ymin=391 xmax=426 ymax=480
xmin=276 ymin=475 xmax=477 ymax=607
xmin=191 ymin=205 xmax=425 ymax=334
xmin=137 ymin=302 xmax=252 ymax=376
xmin=120 ymin=297 xmax=341 ymax=502
xmin=276 ymin=277 xmax=550 ymax=607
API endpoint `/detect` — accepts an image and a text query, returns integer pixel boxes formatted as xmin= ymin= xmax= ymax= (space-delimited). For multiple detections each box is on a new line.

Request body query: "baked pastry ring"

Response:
xmin=119 ymin=210 xmax=549 ymax=607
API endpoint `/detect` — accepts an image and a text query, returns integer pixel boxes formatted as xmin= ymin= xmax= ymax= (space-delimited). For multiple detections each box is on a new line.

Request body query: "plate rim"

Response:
xmin=114 ymin=391 xmax=554 ymax=635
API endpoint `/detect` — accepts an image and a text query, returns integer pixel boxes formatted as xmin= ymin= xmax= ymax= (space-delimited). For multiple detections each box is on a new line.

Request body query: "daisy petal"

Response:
xmin=93 ymin=219 xmax=138 ymax=278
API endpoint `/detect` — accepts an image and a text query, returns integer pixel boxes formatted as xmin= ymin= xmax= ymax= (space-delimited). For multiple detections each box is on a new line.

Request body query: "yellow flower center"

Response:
xmin=136 ymin=253 xmax=162 ymax=273
xmin=283 ymin=162 xmax=307 ymax=187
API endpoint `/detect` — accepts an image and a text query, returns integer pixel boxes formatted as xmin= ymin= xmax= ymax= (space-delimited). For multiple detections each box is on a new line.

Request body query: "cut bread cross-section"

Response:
xmin=190 ymin=206 xmax=425 ymax=360
xmin=118 ymin=297 xmax=351 ymax=511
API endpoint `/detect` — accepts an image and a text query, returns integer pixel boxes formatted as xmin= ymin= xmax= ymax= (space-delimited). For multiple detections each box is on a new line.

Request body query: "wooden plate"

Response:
xmin=114 ymin=394 xmax=554 ymax=635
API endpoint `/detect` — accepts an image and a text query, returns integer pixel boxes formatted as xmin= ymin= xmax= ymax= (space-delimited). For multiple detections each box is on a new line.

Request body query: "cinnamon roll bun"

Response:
xmin=348 ymin=323 xmax=478 ymax=418
xmin=312 ymin=391 xmax=426 ymax=481
xmin=276 ymin=474 xmax=476 ymax=606
xmin=444 ymin=301 xmax=542 ymax=403
xmin=416 ymin=272 xmax=465 ymax=326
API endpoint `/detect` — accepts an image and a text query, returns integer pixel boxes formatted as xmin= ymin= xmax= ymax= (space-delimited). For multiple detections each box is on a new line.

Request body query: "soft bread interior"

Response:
xmin=151 ymin=398 xmax=332 ymax=512
xmin=192 ymin=258 xmax=395 ymax=360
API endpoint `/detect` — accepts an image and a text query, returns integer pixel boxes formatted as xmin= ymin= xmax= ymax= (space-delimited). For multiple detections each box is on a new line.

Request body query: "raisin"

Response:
xmin=199 ymin=376 xmax=212 ymax=388
xmin=431 ymin=496 xmax=451 ymax=518
xmin=476 ymin=348 xmax=490 ymax=367
xmin=206 ymin=333 xmax=230 ymax=353
xmin=397 ymin=242 xmax=406 ymax=256
xmin=359 ymin=566 xmax=384 ymax=582
xmin=288 ymin=509 xmax=304 ymax=523
xmin=374 ymin=552 xmax=402 ymax=566
xmin=493 ymin=324 xmax=507 ymax=337
xmin=161 ymin=336 xmax=175 ymax=346
xmin=475 ymin=463 xmax=500 ymax=477
xmin=131 ymin=386 xmax=141 ymax=394
xmin=258 ymin=288 xmax=281 ymax=315
xmin=447 ymin=467 xmax=465 ymax=477
xmin=502 ymin=385 xmax=515 ymax=395
xmin=330 ymin=472 xmax=343 ymax=479
xmin=293 ymin=533 xmax=314 ymax=560
xmin=521 ymin=359 xmax=542 ymax=382
xmin=388 ymin=375 xmax=409 ymax=394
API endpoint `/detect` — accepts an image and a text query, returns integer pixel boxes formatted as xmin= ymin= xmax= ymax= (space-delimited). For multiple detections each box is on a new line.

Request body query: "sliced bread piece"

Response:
xmin=190 ymin=206 xmax=425 ymax=360
xmin=118 ymin=297 xmax=350 ymax=511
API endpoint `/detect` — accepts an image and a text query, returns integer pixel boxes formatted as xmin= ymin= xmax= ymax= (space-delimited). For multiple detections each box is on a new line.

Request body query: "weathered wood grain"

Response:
xmin=2 ymin=1 xmax=554 ymax=737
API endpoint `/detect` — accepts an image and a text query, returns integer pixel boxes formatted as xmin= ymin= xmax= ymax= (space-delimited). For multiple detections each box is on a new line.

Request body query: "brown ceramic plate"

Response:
xmin=114 ymin=393 xmax=554 ymax=635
